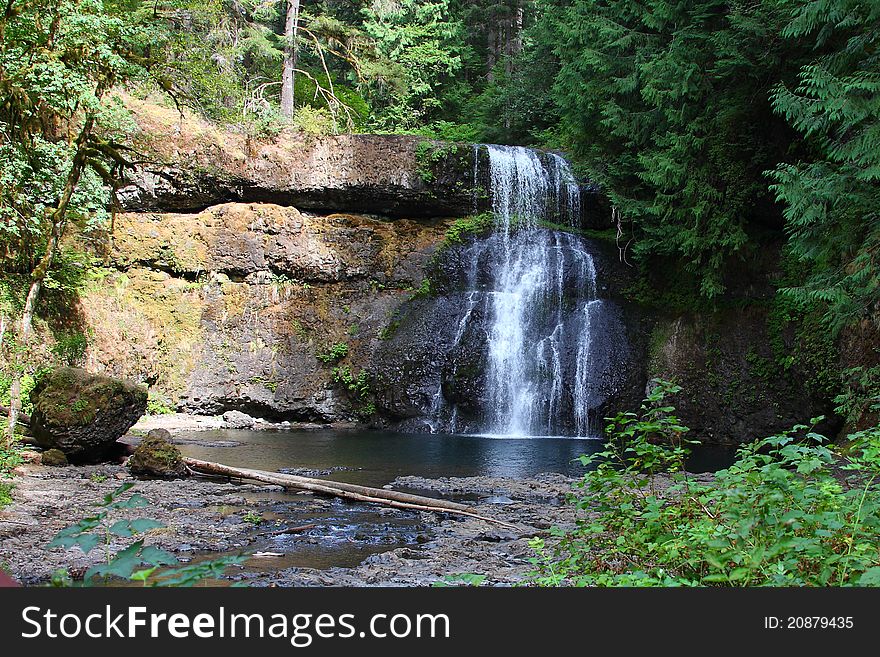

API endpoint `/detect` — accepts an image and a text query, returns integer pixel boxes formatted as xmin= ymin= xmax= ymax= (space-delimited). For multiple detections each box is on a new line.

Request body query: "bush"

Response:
xmin=530 ymin=380 xmax=880 ymax=586
xmin=51 ymin=332 xmax=88 ymax=366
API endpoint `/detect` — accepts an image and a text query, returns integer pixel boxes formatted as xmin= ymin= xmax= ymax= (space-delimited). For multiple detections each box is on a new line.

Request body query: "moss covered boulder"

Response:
xmin=40 ymin=449 xmax=68 ymax=467
xmin=30 ymin=367 xmax=148 ymax=462
xmin=127 ymin=431 xmax=187 ymax=478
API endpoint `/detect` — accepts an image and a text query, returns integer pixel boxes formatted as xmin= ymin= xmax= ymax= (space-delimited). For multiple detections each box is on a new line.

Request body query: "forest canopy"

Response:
xmin=1 ymin=0 xmax=878 ymax=339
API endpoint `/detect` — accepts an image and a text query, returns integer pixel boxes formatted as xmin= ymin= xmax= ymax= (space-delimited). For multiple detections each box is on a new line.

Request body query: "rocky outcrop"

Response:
xmin=30 ymin=368 xmax=148 ymax=462
xmin=81 ymin=203 xmax=450 ymax=421
xmin=117 ymin=97 xmax=481 ymax=218
xmin=647 ymin=308 xmax=841 ymax=444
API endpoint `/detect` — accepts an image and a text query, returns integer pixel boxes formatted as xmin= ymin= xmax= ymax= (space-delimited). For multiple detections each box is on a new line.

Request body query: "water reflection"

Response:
xmin=176 ymin=429 xmax=606 ymax=486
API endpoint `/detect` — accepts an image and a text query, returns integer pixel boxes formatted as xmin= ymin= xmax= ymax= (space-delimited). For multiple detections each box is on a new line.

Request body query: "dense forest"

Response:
xmin=1 ymin=0 xmax=880 ymax=588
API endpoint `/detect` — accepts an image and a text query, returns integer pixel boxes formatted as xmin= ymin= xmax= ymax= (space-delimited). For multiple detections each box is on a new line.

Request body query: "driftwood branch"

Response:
xmin=183 ymin=457 xmax=519 ymax=530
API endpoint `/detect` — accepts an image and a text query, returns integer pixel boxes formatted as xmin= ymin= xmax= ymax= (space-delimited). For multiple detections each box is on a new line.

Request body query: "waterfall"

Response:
xmin=425 ymin=144 xmax=608 ymax=437
xmin=482 ymin=145 xmax=597 ymax=436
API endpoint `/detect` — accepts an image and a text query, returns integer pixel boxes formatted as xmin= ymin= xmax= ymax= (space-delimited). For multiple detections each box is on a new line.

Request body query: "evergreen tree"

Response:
xmin=769 ymin=0 xmax=880 ymax=333
xmin=540 ymin=0 xmax=806 ymax=296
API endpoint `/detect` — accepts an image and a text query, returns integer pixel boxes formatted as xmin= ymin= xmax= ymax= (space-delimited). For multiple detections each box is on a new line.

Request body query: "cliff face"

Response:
xmin=82 ymin=204 xmax=450 ymax=422
xmin=75 ymin=98 xmax=474 ymax=422
xmin=66 ymin=97 xmax=842 ymax=439
xmin=116 ymin=97 xmax=481 ymax=217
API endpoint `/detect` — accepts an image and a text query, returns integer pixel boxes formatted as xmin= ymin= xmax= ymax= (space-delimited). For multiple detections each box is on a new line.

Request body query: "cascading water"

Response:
xmin=426 ymin=144 xmax=611 ymax=438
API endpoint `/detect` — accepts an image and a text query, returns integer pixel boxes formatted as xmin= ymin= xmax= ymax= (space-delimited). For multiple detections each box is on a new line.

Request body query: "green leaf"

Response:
xmin=129 ymin=518 xmax=164 ymax=534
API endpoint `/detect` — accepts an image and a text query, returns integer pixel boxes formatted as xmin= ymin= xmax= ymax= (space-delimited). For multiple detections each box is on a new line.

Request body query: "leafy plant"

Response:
xmin=0 ymin=483 xmax=12 ymax=509
xmin=242 ymin=511 xmax=263 ymax=525
xmin=443 ymin=213 xmax=494 ymax=246
xmin=146 ymin=391 xmax=175 ymax=416
xmin=316 ymin=342 xmax=349 ymax=364
xmin=433 ymin=573 xmax=486 ymax=587
xmin=48 ymin=483 xmax=246 ymax=586
xmin=0 ymin=443 xmax=23 ymax=478
xmin=531 ymin=382 xmax=880 ymax=587
xmin=51 ymin=332 xmax=88 ymax=367
xmin=331 ymin=366 xmax=370 ymax=400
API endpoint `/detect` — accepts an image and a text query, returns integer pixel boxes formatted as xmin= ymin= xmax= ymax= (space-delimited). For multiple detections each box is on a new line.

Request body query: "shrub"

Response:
xmin=530 ymin=380 xmax=880 ymax=587
xmin=0 ymin=482 xmax=13 ymax=509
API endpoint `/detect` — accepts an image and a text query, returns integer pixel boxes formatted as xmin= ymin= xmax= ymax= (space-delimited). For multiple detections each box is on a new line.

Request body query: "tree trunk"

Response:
xmin=184 ymin=457 xmax=520 ymax=529
xmin=5 ymin=117 xmax=94 ymax=446
xmin=280 ymin=0 xmax=301 ymax=118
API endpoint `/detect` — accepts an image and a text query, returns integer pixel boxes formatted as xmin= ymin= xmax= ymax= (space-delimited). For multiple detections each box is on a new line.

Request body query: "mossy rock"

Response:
xmin=30 ymin=367 xmax=148 ymax=462
xmin=40 ymin=449 xmax=68 ymax=467
xmin=127 ymin=433 xmax=187 ymax=479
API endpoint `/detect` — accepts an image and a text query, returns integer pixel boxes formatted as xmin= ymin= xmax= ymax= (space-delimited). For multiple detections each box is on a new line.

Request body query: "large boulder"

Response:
xmin=30 ymin=367 xmax=148 ymax=462
xmin=127 ymin=431 xmax=187 ymax=478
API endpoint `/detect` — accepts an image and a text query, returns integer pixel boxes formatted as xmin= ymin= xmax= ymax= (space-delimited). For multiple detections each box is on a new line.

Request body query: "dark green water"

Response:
xmin=176 ymin=429 xmax=608 ymax=488
xmin=176 ymin=428 xmax=736 ymax=486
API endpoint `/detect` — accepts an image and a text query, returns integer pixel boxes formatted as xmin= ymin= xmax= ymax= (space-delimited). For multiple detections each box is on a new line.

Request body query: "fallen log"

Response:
xmin=184 ymin=457 xmax=520 ymax=530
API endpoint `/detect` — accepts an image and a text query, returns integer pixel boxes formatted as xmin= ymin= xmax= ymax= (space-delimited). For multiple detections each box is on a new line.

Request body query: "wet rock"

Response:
xmin=127 ymin=434 xmax=187 ymax=478
xmin=648 ymin=309 xmax=840 ymax=443
xmin=40 ymin=449 xmax=68 ymax=467
xmin=119 ymin=100 xmax=482 ymax=217
xmin=30 ymin=367 xmax=148 ymax=463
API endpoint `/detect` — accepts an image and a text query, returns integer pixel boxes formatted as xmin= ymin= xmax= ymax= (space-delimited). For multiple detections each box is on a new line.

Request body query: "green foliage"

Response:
xmin=362 ymin=0 xmax=465 ymax=130
xmin=0 ymin=442 xmax=23 ymax=479
xmin=331 ymin=366 xmax=371 ymax=400
xmin=316 ymin=342 xmax=349 ymax=363
xmin=0 ymin=483 xmax=13 ymax=509
xmin=242 ymin=511 xmax=263 ymax=525
xmin=432 ymin=573 xmax=487 ymax=587
xmin=146 ymin=391 xmax=175 ymax=416
xmin=330 ymin=364 xmax=373 ymax=419
xmin=409 ymin=278 xmax=433 ymax=300
xmin=835 ymin=365 xmax=880 ymax=426
xmin=48 ymin=483 xmax=246 ymax=586
xmin=51 ymin=332 xmax=89 ymax=367
xmin=539 ymin=0 xmax=803 ymax=298
xmin=415 ymin=140 xmax=458 ymax=183
xmin=0 ymin=368 xmax=48 ymax=418
xmin=443 ymin=213 xmax=495 ymax=245
xmin=767 ymin=0 xmax=880 ymax=334
xmin=531 ymin=384 xmax=880 ymax=587
xmin=292 ymin=106 xmax=336 ymax=136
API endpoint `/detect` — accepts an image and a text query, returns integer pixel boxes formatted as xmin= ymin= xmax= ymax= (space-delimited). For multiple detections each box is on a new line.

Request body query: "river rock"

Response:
xmin=146 ymin=427 xmax=173 ymax=442
xmin=127 ymin=434 xmax=187 ymax=478
xmin=30 ymin=368 xmax=148 ymax=462
xmin=222 ymin=410 xmax=256 ymax=429
xmin=40 ymin=449 xmax=68 ymax=467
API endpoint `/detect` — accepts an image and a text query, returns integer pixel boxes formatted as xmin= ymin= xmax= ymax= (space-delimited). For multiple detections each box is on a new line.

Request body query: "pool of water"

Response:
xmin=172 ymin=429 xmax=737 ymax=575
xmin=177 ymin=428 xmax=737 ymax=486
xmin=176 ymin=429 xmax=609 ymax=488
